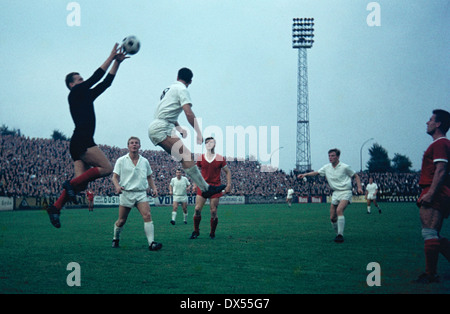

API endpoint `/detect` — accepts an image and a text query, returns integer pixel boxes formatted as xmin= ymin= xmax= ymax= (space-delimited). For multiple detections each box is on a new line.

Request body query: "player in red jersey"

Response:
xmin=86 ymin=189 xmax=94 ymax=212
xmin=414 ymin=109 xmax=450 ymax=284
xmin=190 ymin=137 xmax=231 ymax=239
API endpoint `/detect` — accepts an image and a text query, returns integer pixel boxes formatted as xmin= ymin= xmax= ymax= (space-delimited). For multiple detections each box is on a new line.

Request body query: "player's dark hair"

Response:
xmin=328 ymin=148 xmax=340 ymax=157
xmin=433 ymin=109 xmax=450 ymax=134
xmin=205 ymin=137 xmax=215 ymax=144
xmin=65 ymin=72 xmax=79 ymax=90
xmin=178 ymin=68 xmax=193 ymax=84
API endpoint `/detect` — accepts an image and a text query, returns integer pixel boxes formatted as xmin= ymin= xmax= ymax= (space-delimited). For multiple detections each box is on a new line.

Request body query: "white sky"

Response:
xmin=1 ymin=0 xmax=449 ymax=172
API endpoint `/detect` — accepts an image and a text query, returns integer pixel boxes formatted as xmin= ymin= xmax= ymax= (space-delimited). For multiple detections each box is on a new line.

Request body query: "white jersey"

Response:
xmin=170 ymin=176 xmax=190 ymax=196
xmin=366 ymin=182 xmax=378 ymax=198
xmin=318 ymin=162 xmax=355 ymax=191
xmin=287 ymin=188 xmax=294 ymax=199
xmin=113 ymin=154 xmax=153 ymax=191
xmin=154 ymin=81 xmax=192 ymax=123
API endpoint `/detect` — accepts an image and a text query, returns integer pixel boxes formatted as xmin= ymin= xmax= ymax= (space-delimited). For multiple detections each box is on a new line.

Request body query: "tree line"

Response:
xmin=367 ymin=143 xmax=413 ymax=173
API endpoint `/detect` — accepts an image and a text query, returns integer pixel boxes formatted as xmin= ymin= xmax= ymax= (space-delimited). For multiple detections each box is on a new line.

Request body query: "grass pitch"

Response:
xmin=1 ymin=202 xmax=450 ymax=294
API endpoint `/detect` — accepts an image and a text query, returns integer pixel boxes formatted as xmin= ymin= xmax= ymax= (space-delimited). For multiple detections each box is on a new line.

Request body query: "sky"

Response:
xmin=0 ymin=0 xmax=449 ymax=173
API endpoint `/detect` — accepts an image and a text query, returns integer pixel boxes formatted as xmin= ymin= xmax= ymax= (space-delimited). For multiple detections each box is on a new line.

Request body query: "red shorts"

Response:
xmin=417 ymin=185 xmax=450 ymax=218
xmin=196 ymin=185 xmax=223 ymax=199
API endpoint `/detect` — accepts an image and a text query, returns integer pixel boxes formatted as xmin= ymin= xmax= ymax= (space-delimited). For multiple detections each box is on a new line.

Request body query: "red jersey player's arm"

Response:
xmin=420 ymin=161 xmax=447 ymax=204
xmin=182 ymin=104 xmax=203 ymax=144
xmin=223 ymin=165 xmax=232 ymax=194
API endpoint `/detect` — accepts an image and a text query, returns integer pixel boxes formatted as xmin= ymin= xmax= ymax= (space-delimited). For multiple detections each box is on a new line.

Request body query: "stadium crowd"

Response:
xmin=0 ymin=134 xmax=421 ymax=198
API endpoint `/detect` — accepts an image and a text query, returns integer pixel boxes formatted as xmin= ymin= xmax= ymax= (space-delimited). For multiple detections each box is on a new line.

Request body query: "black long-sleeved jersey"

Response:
xmin=68 ymin=68 xmax=115 ymax=139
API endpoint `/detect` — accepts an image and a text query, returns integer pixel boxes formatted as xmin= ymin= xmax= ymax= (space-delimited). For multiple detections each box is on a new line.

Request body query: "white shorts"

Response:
xmin=120 ymin=190 xmax=148 ymax=208
xmin=331 ymin=190 xmax=353 ymax=205
xmin=367 ymin=193 xmax=376 ymax=200
xmin=148 ymin=119 xmax=176 ymax=146
xmin=173 ymin=195 xmax=188 ymax=203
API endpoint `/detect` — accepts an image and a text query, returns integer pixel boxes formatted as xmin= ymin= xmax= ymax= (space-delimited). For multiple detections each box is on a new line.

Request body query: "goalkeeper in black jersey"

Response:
xmin=47 ymin=43 xmax=128 ymax=228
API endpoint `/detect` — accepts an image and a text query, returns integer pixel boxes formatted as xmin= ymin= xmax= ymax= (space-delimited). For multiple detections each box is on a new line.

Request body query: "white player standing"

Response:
xmin=297 ymin=148 xmax=363 ymax=243
xmin=169 ymin=169 xmax=191 ymax=225
xmin=365 ymin=177 xmax=381 ymax=214
xmin=111 ymin=136 xmax=162 ymax=251
xmin=286 ymin=188 xmax=294 ymax=207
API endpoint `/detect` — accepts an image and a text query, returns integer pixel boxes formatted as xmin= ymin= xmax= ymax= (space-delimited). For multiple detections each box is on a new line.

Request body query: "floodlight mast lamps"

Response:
xmin=292 ymin=18 xmax=315 ymax=172
xmin=360 ymin=137 xmax=374 ymax=173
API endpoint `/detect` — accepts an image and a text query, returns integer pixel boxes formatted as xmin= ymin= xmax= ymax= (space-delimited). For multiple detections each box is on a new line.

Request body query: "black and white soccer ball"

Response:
xmin=121 ymin=35 xmax=140 ymax=55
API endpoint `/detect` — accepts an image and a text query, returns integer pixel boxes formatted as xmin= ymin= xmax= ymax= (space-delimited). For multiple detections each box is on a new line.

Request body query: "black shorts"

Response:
xmin=70 ymin=133 xmax=96 ymax=161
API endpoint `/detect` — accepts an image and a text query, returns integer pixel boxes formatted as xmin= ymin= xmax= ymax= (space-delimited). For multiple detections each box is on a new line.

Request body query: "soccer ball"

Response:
xmin=121 ymin=35 xmax=140 ymax=55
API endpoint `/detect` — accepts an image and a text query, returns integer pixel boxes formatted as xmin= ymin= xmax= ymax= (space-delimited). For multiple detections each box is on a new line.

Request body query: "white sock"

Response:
xmin=331 ymin=221 xmax=338 ymax=235
xmin=337 ymin=216 xmax=345 ymax=236
xmin=144 ymin=221 xmax=154 ymax=245
xmin=184 ymin=166 xmax=209 ymax=192
xmin=183 ymin=212 xmax=188 ymax=222
xmin=113 ymin=223 xmax=123 ymax=240
xmin=171 ymin=211 xmax=177 ymax=221
xmin=367 ymin=206 xmax=371 ymax=213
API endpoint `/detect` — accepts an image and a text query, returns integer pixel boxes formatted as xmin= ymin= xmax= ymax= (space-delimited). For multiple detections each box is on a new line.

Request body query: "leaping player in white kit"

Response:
xmin=148 ymin=68 xmax=225 ymax=198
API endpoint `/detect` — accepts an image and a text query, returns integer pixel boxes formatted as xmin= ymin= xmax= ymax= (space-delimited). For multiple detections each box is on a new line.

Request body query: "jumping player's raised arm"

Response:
xmin=182 ymin=104 xmax=203 ymax=145
xmin=100 ymin=43 xmax=121 ymax=72
xmin=91 ymin=52 xmax=128 ymax=100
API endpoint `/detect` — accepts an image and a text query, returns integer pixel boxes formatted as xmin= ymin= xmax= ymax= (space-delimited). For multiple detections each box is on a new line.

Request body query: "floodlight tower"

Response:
xmin=292 ymin=17 xmax=314 ymax=172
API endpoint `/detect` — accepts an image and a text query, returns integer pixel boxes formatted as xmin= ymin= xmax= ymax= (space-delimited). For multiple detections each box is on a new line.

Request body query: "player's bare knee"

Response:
xmin=116 ymin=219 xmax=126 ymax=227
xmin=142 ymin=212 xmax=151 ymax=222
xmin=103 ymin=163 xmax=113 ymax=176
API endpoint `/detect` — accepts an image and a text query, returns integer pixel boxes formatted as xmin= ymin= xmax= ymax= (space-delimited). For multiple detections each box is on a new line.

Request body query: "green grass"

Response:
xmin=1 ymin=202 xmax=450 ymax=294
